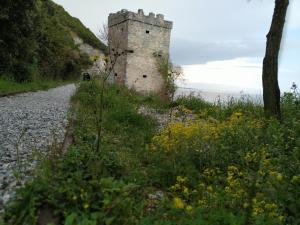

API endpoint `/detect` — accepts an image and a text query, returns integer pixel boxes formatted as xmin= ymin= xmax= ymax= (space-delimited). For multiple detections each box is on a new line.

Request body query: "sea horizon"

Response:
xmin=176 ymin=86 xmax=263 ymax=104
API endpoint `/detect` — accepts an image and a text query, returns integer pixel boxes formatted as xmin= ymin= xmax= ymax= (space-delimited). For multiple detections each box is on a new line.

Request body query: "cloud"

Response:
xmin=180 ymin=58 xmax=262 ymax=92
xmin=171 ymin=38 xmax=264 ymax=65
xmin=180 ymin=57 xmax=299 ymax=93
xmin=287 ymin=1 xmax=300 ymax=29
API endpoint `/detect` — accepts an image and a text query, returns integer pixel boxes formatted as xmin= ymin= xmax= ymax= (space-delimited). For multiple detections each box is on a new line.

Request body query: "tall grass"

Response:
xmin=2 ymin=82 xmax=299 ymax=225
xmin=0 ymin=79 xmax=73 ymax=95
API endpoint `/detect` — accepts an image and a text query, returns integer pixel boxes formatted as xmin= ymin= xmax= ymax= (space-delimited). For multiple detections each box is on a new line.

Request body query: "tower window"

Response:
xmin=114 ymin=73 xmax=118 ymax=77
xmin=126 ymin=50 xmax=134 ymax=53
xmin=146 ymin=30 xmax=150 ymax=34
xmin=143 ymin=75 xmax=147 ymax=78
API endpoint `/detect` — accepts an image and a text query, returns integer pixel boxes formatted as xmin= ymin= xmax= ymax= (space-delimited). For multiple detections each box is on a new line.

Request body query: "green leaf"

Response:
xmin=64 ymin=212 xmax=77 ymax=225
xmin=104 ymin=217 xmax=115 ymax=225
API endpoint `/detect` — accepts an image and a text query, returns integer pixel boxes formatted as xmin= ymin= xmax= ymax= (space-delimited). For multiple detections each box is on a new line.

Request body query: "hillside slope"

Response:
xmin=0 ymin=0 xmax=106 ymax=82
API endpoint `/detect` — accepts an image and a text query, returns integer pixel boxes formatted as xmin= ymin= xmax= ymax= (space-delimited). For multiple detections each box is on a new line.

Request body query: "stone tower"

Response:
xmin=108 ymin=9 xmax=173 ymax=94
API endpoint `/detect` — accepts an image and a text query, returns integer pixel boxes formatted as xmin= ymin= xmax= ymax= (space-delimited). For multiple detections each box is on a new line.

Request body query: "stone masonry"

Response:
xmin=108 ymin=9 xmax=173 ymax=94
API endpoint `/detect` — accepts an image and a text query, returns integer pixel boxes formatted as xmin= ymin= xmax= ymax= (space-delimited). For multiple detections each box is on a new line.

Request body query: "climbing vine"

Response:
xmin=154 ymin=51 xmax=182 ymax=101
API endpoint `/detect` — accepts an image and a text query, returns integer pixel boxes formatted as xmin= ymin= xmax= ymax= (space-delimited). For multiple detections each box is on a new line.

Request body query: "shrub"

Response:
xmin=3 ymin=83 xmax=299 ymax=225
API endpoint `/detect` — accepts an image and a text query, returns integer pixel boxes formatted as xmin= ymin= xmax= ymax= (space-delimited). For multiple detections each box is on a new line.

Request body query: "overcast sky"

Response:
xmin=53 ymin=0 xmax=299 ymax=93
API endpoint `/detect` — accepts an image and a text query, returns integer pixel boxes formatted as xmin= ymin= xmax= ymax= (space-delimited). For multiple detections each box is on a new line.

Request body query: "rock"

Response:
xmin=138 ymin=105 xmax=196 ymax=129
xmin=2 ymin=193 xmax=11 ymax=205
xmin=148 ymin=190 xmax=164 ymax=200
xmin=0 ymin=84 xmax=75 ymax=211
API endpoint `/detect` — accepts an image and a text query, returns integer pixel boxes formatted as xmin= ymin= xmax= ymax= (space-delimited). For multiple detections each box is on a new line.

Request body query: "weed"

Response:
xmin=3 ymin=82 xmax=300 ymax=225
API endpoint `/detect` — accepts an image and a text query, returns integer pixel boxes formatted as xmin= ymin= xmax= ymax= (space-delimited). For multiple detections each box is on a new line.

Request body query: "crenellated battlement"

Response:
xmin=108 ymin=9 xmax=173 ymax=29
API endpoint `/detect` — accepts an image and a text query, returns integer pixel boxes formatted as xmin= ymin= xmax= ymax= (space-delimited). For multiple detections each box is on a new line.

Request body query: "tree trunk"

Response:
xmin=262 ymin=0 xmax=289 ymax=118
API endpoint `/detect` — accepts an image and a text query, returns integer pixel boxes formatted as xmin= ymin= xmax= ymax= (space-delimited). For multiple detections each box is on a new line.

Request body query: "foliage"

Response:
xmin=0 ymin=78 xmax=72 ymax=95
xmin=0 ymin=0 xmax=105 ymax=83
xmin=0 ymin=0 xmax=39 ymax=82
xmin=2 ymin=82 xmax=157 ymax=225
xmin=175 ymin=93 xmax=264 ymax=121
xmin=147 ymin=89 xmax=300 ymax=224
xmin=155 ymin=55 xmax=182 ymax=101
xmin=2 ymin=83 xmax=299 ymax=225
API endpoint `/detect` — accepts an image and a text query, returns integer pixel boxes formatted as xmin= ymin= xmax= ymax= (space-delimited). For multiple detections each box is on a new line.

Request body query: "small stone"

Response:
xmin=2 ymin=193 xmax=11 ymax=205
xmin=0 ymin=84 xmax=75 ymax=211
xmin=148 ymin=191 xmax=164 ymax=200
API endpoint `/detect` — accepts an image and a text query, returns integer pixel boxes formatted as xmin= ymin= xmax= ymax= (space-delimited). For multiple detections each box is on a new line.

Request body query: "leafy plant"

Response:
xmin=3 ymin=83 xmax=299 ymax=225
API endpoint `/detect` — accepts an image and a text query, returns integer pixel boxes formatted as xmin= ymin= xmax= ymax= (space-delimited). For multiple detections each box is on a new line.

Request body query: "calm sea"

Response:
xmin=176 ymin=87 xmax=263 ymax=104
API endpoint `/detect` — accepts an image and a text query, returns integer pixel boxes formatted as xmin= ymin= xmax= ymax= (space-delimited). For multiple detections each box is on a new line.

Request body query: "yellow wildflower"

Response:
xmin=203 ymin=168 xmax=211 ymax=176
xmin=83 ymin=203 xmax=89 ymax=209
xmin=186 ymin=205 xmax=193 ymax=212
xmin=192 ymin=189 xmax=198 ymax=194
xmin=198 ymin=199 xmax=206 ymax=206
xmin=170 ymin=183 xmax=180 ymax=191
xmin=183 ymin=187 xmax=189 ymax=195
xmin=276 ymin=173 xmax=283 ymax=182
xmin=224 ymin=186 xmax=230 ymax=193
xmin=173 ymin=197 xmax=185 ymax=209
xmin=72 ymin=195 xmax=77 ymax=201
xmin=269 ymin=171 xmax=277 ymax=176
xmin=176 ymin=176 xmax=187 ymax=183
xmin=234 ymin=112 xmax=243 ymax=119
xmin=263 ymin=159 xmax=270 ymax=166
xmin=199 ymin=183 xmax=205 ymax=188
xmin=243 ymin=203 xmax=249 ymax=209
xmin=207 ymin=186 xmax=213 ymax=193
xmin=265 ymin=203 xmax=277 ymax=210
xmin=228 ymin=165 xmax=238 ymax=172
xmin=292 ymin=175 xmax=300 ymax=183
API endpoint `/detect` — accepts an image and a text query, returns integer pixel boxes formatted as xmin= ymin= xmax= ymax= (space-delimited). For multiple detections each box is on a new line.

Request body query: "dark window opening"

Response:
xmin=121 ymin=28 xmax=124 ymax=31
xmin=158 ymin=54 xmax=162 ymax=57
xmin=143 ymin=75 xmax=147 ymax=78
xmin=146 ymin=30 xmax=150 ymax=34
xmin=82 ymin=72 xmax=91 ymax=81
xmin=126 ymin=50 xmax=134 ymax=53
xmin=114 ymin=73 xmax=118 ymax=77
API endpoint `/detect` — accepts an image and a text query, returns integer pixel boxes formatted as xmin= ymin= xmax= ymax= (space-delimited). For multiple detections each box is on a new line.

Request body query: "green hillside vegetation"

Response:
xmin=0 ymin=0 xmax=106 ymax=84
xmin=0 ymin=79 xmax=73 ymax=97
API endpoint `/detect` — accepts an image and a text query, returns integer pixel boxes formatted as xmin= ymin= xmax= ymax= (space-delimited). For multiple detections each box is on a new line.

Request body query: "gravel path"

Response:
xmin=0 ymin=84 xmax=76 ymax=211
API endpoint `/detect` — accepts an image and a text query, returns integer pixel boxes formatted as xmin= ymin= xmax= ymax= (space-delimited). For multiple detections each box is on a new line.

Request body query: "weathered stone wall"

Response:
xmin=108 ymin=9 xmax=172 ymax=94
xmin=126 ymin=19 xmax=171 ymax=93
xmin=73 ymin=35 xmax=106 ymax=77
xmin=108 ymin=23 xmax=128 ymax=85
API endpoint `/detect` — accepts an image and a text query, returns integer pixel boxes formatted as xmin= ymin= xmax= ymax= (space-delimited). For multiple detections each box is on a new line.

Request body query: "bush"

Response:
xmin=146 ymin=91 xmax=300 ymax=224
xmin=3 ymin=83 xmax=299 ymax=225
